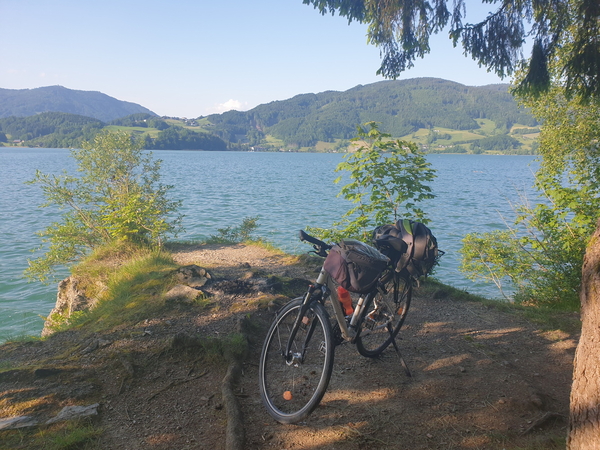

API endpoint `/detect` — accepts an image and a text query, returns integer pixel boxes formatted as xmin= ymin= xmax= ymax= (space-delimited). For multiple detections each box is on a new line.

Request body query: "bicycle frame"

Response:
xmin=281 ymin=229 xmax=406 ymax=361
xmin=283 ymin=264 xmax=371 ymax=361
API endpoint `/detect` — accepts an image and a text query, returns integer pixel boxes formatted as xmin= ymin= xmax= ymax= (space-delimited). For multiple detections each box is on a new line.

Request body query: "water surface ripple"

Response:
xmin=0 ymin=149 xmax=538 ymax=341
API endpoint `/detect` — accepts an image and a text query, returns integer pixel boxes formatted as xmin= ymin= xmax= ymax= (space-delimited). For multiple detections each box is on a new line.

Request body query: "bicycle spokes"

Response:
xmin=355 ymin=276 xmax=412 ymax=358
xmin=259 ymin=299 xmax=335 ymax=424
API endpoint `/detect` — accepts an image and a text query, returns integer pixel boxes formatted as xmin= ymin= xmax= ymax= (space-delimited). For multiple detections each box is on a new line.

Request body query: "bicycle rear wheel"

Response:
xmin=259 ymin=298 xmax=335 ymax=424
xmin=355 ymin=274 xmax=412 ymax=357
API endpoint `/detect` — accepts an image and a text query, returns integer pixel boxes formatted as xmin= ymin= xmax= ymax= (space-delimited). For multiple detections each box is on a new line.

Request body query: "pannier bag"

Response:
xmin=323 ymin=239 xmax=390 ymax=294
xmin=372 ymin=219 xmax=441 ymax=279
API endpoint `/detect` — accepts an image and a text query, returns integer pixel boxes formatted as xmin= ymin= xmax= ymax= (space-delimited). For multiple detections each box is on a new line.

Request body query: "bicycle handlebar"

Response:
xmin=299 ymin=230 xmax=332 ymax=257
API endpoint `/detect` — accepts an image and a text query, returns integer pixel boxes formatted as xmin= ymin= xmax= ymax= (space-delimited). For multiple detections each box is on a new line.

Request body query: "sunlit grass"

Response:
xmin=41 ymin=242 xmax=180 ymax=336
xmin=419 ymin=278 xmax=580 ymax=333
xmin=73 ymin=253 xmax=178 ymax=333
xmin=103 ymin=125 xmax=159 ymax=138
xmin=0 ymin=421 xmax=103 ymax=450
xmin=0 ymin=393 xmax=55 ymax=417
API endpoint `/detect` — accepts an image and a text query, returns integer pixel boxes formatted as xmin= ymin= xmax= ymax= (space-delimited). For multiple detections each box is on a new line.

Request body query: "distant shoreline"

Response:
xmin=0 ymin=145 xmax=537 ymax=156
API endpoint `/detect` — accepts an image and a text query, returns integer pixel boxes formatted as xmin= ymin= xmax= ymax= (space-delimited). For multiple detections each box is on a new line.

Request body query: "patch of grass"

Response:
xmin=104 ymin=125 xmax=159 ymax=138
xmin=0 ymin=394 xmax=55 ymax=418
xmin=314 ymin=141 xmax=338 ymax=152
xmin=245 ymin=295 xmax=288 ymax=311
xmin=244 ymin=238 xmax=284 ymax=254
xmin=50 ymin=244 xmax=180 ymax=335
xmin=263 ymin=135 xmax=285 ymax=146
xmin=419 ymin=278 xmax=495 ymax=304
xmin=0 ymin=360 xmax=13 ymax=371
xmin=296 ymin=252 xmax=325 ymax=270
xmin=71 ymin=241 xmax=157 ymax=299
xmin=0 ymin=334 xmax=40 ymax=346
xmin=164 ymin=239 xmax=203 ymax=250
xmin=190 ymin=293 xmax=213 ymax=309
xmin=518 ymin=307 xmax=581 ymax=334
xmin=42 ymin=422 xmax=103 ymax=450
xmin=420 ymin=278 xmax=581 ymax=333
xmin=4 ymin=421 xmax=104 ymax=450
xmin=77 ymin=254 xmax=177 ymax=331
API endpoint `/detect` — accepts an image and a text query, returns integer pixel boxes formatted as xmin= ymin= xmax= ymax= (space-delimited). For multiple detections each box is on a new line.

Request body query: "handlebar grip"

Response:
xmin=298 ymin=230 xmax=332 ymax=250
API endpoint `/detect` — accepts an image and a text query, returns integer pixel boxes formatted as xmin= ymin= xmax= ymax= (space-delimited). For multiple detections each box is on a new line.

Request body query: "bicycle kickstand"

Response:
xmin=387 ymin=324 xmax=412 ymax=378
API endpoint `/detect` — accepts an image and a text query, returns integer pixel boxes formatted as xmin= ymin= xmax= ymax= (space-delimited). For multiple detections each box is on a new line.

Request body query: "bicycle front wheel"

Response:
xmin=355 ymin=275 xmax=412 ymax=358
xmin=259 ymin=298 xmax=335 ymax=424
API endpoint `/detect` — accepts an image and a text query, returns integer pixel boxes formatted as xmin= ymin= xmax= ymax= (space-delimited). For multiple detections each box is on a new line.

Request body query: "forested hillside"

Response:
xmin=0 ymin=113 xmax=228 ymax=150
xmin=0 ymin=113 xmax=104 ymax=148
xmin=0 ymin=78 xmax=539 ymax=153
xmin=205 ymin=78 xmax=538 ymax=152
xmin=0 ymin=86 xmax=155 ymax=122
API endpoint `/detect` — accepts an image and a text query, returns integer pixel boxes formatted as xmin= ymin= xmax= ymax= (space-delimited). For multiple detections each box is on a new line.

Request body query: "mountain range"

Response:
xmin=0 ymin=79 xmax=539 ymax=153
xmin=0 ymin=86 xmax=155 ymax=122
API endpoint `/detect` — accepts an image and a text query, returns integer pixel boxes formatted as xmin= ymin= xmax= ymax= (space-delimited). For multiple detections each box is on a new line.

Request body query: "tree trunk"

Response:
xmin=567 ymin=219 xmax=600 ymax=449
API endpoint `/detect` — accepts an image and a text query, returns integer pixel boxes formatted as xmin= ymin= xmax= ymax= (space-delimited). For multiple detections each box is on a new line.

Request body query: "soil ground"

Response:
xmin=0 ymin=244 xmax=579 ymax=449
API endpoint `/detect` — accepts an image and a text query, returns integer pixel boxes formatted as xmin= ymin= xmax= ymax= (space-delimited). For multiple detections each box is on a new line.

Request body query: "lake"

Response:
xmin=0 ymin=148 xmax=539 ymax=342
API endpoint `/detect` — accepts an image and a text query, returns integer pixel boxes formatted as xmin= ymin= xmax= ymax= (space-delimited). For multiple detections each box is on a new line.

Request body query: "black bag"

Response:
xmin=373 ymin=219 xmax=441 ymax=279
xmin=323 ymin=239 xmax=390 ymax=294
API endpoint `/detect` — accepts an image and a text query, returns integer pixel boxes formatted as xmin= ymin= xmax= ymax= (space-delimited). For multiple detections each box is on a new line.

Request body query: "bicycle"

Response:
xmin=258 ymin=230 xmax=413 ymax=424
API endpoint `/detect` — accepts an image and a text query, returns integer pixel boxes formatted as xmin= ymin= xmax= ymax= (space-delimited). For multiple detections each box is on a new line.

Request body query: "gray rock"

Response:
xmin=165 ymin=284 xmax=203 ymax=304
xmin=45 ymin=403 xmax=100 ymax=425
xmin=174 ymin=265 xmax=211 ymax=288
xmin=0 ymin=415 xmax=38 ymax=430
xmin=42 ymin=276 xmax=98 ymax=337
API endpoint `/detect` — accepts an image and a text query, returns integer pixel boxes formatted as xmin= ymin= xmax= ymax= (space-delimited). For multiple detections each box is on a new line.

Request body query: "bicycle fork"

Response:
xmin=283 ymin=284 xmax=322 ymax=364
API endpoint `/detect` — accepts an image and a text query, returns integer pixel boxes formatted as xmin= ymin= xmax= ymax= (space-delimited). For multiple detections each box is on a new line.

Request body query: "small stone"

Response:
xmin=165 ymin=285 xmax=202 ymax=304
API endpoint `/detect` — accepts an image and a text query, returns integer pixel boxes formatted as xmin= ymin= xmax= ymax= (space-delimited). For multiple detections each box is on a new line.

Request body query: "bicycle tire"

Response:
xmin=355 ymin=274 xmax=412 ymax=357
xmin=259 ymin=297 xmax=335 ymax=424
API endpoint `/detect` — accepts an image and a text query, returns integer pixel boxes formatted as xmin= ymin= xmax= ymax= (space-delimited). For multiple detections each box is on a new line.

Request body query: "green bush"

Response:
xmin=205 ymin=216 xmax=260 ymax=244
xmin=460 ymin=89 xmax=600 ymax=310
xmin=26 ymin=131 xmax=183 ymax=281
xmin=308 ymin=122 xmax=436 ymax=242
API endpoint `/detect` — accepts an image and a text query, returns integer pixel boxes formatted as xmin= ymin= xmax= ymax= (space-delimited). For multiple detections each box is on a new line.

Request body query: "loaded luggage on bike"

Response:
xmin=372 ymin=219 xmax=443 ymax=281
xmin=259 ymin=226 xmax=441 ymax=424
xmin=323 ymin=238 xmax=390 ymax=294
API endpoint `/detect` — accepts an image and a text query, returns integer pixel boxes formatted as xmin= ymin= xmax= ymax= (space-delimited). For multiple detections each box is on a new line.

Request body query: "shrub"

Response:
xmin=308 ymin=122 xmax=436 ymax=242
xmin=26 ymin=131 xmax=183 ymax=281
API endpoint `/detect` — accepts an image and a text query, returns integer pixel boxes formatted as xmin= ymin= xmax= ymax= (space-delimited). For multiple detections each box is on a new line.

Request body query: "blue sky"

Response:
xmin=1 ymin=0 xmax=509 ymax=118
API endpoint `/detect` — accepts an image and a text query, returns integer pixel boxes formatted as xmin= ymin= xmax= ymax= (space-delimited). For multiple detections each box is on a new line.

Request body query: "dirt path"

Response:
xmin=0 ymin=244 xmax=578 ymax=449
xmin=241 ymin=294 xmax=576 ymax=449
xmin=174 ymin=244 xmax=578 ymax=449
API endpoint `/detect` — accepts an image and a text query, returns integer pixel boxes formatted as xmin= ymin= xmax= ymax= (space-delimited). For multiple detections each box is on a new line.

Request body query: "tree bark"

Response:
xmin=567 ymin=219 xmax=600 ymax=449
